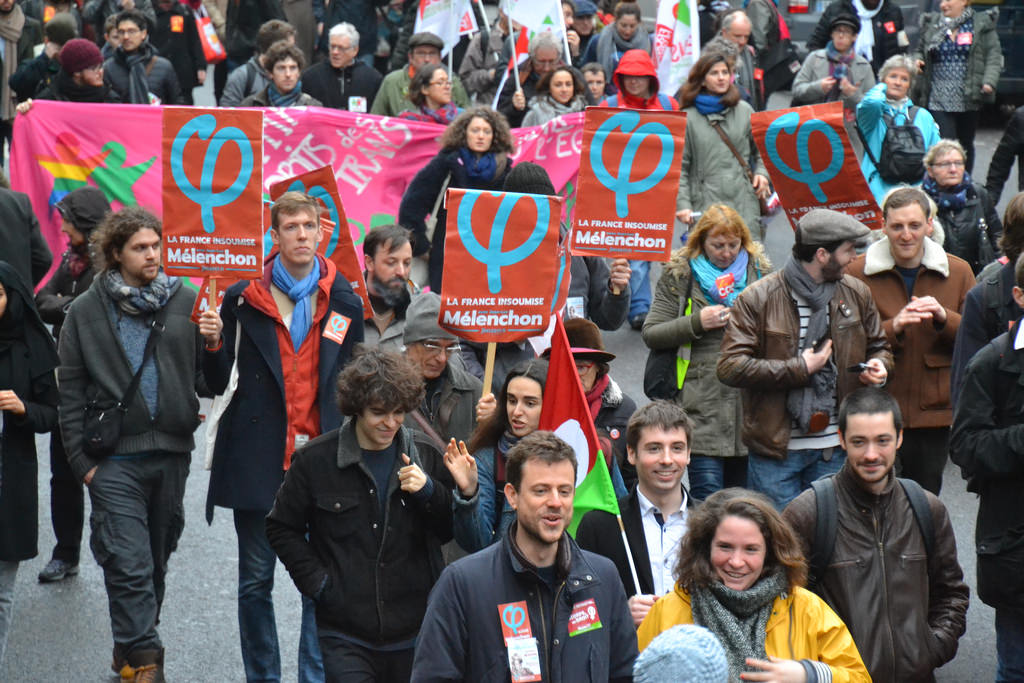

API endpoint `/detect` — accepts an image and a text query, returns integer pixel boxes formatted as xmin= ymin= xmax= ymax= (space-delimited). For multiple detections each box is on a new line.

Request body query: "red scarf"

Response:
xmin=584 ymin=374 xmax=610 ymax=419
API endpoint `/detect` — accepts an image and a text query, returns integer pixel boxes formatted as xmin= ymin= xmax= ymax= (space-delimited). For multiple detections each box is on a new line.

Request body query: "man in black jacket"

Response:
xmin=806 ymin=0 xmax=907 ymax=75
xmin=412 ymin=430 xmax=637 ymax=682
xmin=301 ymin=21 xmax=381 ymax=112
xmin=149 ymin=0 xmax=204 ymax=104
xmin=986 ymin=106 xmax=1024 ymax=205
xmin=0 ymin=183 xmax=51 ymax=288
xmin=266 ymin=348 xmax=469 ymax=681
xmin=576 ymin=401 xmax=697 ymax=626
xmin=103 ymin=8 xmax=182 ymax=103
xmin=951 ymin=252 xmax=1024 ymax=682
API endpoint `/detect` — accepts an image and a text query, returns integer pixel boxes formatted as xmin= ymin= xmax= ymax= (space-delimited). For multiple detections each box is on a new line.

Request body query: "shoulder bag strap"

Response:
xmin=709 ymin=120 xmax=754 ymax=183
xmin=809 ymin=475 xmax=838 ymax=589
xmin=408 ymin=408 xmax=448 ymax=452
xmin=897 ymin=477 xmax=936 ymax=559
xmin=117 ymin=305 xmax=169 ymax=412
xmin=424 ymin=172 xmax=453 ymax=242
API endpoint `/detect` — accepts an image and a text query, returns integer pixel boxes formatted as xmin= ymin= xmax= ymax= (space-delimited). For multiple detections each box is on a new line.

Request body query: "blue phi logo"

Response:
xmin=765 ymin=112 xmax=843 ymax=203
xmin=456 ymin=191 xmax=550 ymax=294
xmin=170 ymin=114 xmax=255 ymax=234
xmin=261 ymin=179 xmax=343 ymax=257
xmin=589 ymin=110 xmax=674 ymax=218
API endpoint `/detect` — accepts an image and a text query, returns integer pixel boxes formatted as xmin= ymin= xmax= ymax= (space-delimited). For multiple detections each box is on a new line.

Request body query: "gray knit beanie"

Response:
xmin=404 ymin=292 xmax=458 ymax=344
xmin=633 ymin=624 xmax=729 ymax=683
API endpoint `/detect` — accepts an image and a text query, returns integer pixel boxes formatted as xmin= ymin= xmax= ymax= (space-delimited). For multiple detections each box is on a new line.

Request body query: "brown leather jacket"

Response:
xmin=717 ymin=269 xmax=893 ymax=459
xmin=783 ymin=464 xmax=969 ymax=682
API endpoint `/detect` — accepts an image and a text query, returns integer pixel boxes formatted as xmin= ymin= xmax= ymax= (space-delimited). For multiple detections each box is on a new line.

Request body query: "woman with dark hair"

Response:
xmin=923 ymin=138 xmax=1001 ymax=274
xmin=581 ymin=1 xmax=650 ymax=77
xmin=643 ymin=205 xmax=770 ymax=499
xmin=675 ymin=52 xmax=770 ymax=241
xmin=16 ymin=38 xmax=120 ymax=112
xmin=452 ymin=358 xmax=548 ymax=552
xmin=398 ymin=106 xmax=515 ymax=292
xmin=399 ymin=63 xmax=462 ymax=125
xmin=0 ymin=262 xmax=60 ymax=668
xmin=638 ymin=489 xmax=869 ymax=682
xmin=522 ymin=65 xmax=588 ymax=127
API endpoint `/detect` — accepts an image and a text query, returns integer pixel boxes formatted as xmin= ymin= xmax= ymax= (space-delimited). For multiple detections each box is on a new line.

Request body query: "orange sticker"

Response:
xmin=43 ymin=5 xmax=55 ymax=21
xmin=171 ymin=15 xmax=184 ymax=32
xmin=322 ymin=312 xmax=351 ymax=344
xmin=498 ymin=601 xmax=533 ymax=645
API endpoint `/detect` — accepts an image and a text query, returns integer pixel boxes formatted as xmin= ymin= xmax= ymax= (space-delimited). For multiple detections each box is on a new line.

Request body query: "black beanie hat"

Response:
xmin=501 ymin=161 xmax=556 ymax=196
xmin=56 ymin=187 xmax=111 ymax=235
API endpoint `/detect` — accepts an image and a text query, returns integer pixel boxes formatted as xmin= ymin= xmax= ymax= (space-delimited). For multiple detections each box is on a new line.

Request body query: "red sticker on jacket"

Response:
xmin=498 ymin=601 xmax=533 ymax=644
xmin=753 ymin=68 xmax=764 ymax=81
xmin=322 ymin=312 xmax=351 ymax=344
xmin=715 ymin=272 xmax=736 ymax=299
xmin=884 ymin=21 xmax=896 ymax=33
xmin=171 ymin=15 xmax=184 ymax=32
xmin=957 ymin=31 xmax=973 ymax=45
xmin=568 ymin=598 xmax=602 ymax=636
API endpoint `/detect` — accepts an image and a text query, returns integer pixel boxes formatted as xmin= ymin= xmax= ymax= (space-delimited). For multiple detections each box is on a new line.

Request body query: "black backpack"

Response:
xmin=807 ymin=475 xmax=935 ymax=591
xmin=857 ymin=107 xmax=927 ymax=185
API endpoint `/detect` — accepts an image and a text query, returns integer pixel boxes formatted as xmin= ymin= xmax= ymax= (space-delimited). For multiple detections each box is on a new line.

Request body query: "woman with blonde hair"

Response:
xmin=642 ymin=205 xmax=769 ymax=499
xmin=638 ymin=489 xmax=869 ymax=682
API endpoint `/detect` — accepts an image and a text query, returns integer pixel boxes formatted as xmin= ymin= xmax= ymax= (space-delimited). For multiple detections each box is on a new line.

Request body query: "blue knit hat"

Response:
xmin=633 ymin=624 xmax=729 ymax=683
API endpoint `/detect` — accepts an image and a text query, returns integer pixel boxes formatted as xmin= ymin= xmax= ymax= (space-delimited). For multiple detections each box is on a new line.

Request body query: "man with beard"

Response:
xmin=717 ymin=209 xmax=892 ymax=510
xmin=202 ymin=191 xmax=364 ymax=682
xmin=412 ymin=431 xmax=638 ymax=682
xmin=301 ymin=22 xmax=381 ymax=112
xmin=102 ymin=8 xmax=182 ymax=104
xmin=362 ymin=224 xmax=417 ymax=350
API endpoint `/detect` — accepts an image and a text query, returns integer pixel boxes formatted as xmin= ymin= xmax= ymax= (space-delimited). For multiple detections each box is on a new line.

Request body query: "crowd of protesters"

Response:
xmin=2 ymin=0 xmax=1024 ymax=680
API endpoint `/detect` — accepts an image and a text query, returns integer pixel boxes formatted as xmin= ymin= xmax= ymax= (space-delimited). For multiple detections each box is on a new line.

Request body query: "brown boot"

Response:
xmin=121 ymin=648 xmax=165 ymax=683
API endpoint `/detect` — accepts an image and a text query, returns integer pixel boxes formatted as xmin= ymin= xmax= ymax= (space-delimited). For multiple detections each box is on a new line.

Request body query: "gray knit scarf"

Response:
xmin=691 ymin=570 xmax=789 ymax=683
xmin=782 ymin=256 xmax=838 ymax=433
xmin=594 ymin=25 xmax=651 ymax=83
xmin=104 ymin=269 xmax=180 ymax=315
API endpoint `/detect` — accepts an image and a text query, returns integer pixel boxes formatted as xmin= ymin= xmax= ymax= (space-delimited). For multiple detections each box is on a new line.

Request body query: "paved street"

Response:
xmin=2 ymin=92 xmax=1015 ymax=679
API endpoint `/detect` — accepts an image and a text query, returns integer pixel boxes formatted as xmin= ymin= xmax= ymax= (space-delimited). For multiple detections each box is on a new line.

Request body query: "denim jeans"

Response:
xmin=628 ymin=259 xmax=651 ymax=317
xmin=234 ymin=509 xmax=324 ymax=683
xmin=996 ymin=607 xmax=1024 ymax=681
xmin=747 ymin=447 xmax=846 ymax=511
xmin=687 ymin=455 xmax=748 ymax=501
xmin=0 ymin=560 xmax=18 ymax=669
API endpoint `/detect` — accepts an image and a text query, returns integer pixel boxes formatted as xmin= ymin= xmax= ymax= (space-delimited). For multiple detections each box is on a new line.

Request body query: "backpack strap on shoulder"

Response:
xmin=809 ymin=475 xmax=838 ymax=590
xmin=897 ymin=477 xmax=935 ymax=559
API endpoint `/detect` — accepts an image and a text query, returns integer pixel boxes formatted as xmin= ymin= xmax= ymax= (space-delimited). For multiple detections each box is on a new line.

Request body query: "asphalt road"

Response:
xmin=2 ymin=88 xmax=1014 ymax=680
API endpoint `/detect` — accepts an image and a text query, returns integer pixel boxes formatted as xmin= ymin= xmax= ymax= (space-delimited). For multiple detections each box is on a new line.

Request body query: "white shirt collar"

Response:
xmin=1015 ymin=321 xmax=1024 ymax=350
xmin=636 ymin=486 xmax=687 ymax=519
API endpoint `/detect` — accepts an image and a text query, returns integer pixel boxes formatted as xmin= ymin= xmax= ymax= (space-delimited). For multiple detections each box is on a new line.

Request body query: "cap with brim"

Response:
xmin=796 ymin=208 xmax=871 ymax=248
xmin=541 ymin=345 xmax=616 ymax=363
xmin=830 ymin=14 xmax=860 ymax=32
xmin=409 ymin=32 xmax=445 ymax=50
xmin=574 ymin=0 xmax=598 ymax=16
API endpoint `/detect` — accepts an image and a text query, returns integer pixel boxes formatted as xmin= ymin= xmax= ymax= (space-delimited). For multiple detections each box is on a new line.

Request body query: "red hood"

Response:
xmin=611 ymin=49 xmax=660 ymax=95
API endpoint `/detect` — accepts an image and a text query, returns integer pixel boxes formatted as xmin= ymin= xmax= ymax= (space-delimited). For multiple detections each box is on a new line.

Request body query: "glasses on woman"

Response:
xmin=429 ymin=79 xmax=452 ymax=88
xmin=932 ymin=160 xmax=965 ymax=169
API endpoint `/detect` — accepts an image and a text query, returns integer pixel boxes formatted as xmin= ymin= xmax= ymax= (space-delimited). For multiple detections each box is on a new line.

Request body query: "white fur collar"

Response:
xmin=863 ymin=235 xmax=950 ymax=277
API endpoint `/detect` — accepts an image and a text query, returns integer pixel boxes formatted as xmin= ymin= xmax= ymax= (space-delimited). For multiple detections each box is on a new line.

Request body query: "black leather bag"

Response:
xmin=82 ymin=310 xmax=167 ymax=458
xmin=643 ymin=275 xmax=693 ymax=401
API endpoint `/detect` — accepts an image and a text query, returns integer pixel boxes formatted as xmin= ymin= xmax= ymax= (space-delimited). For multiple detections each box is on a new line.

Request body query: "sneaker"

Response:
xmin=37 ymin=558 xmax=78 ymax=583
xmin=629 ymin=313 xmax=646 ymax=330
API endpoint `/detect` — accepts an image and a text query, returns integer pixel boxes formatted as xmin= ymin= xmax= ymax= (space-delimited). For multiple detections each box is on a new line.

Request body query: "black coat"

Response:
xmin=34 ymin=249 xmax=95 ymax=342
xmin=202 ymin=267 xmax=364 ymax=520
xmin=225 ymin=0 xmax=284 ymax=61
xmin=985 ymin=105 xmax=1024 ymax=205
xmin=0 ymin=187 xmax=51 ymax=287
xmin=807 ymin=0 xmax=907 ymax=75
xmin=934 ymin=183 xmax=1002 ymax=274
xmin=397 ymin=148 xmax=513 ymax=293
xmin=103 ymin=43 xmax=183 ymax=104
xmin=313 ymin=0 xmax=386 ymax=57
xmin=265 ymin=422 xmax=454 ymax=644
xmin=496 ymin=66 xmax=542 ymax=128
xmin=0 ymin=263 xmax=59 ymax=561
xmin=576 ymin=485 xmax=697 ymax=598
xmin=301 ymin=59 xmax=382 ymax=111
xmin=950 ymin=321 xmax=1024 ymax=609
xmin=150 ymin=3 xmax=206 ymax=92
xmin=8 ymin=51 xmax=59 ymax=101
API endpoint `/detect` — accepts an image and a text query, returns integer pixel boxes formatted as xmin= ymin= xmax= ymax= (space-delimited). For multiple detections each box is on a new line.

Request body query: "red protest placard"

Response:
xmin=161 ymin=107 xmax=264 ymax=277
xmin=751 ymin=102 xmax=882 ymax=230
xmin=268 ymin=165 xmax=371 ymax=315
xmin=440 ymin=189 xmax=561 ymax=343
xmin=189 ymin=277 xmax=236 ymax=323
xmin=570 ymin=107 xmax=685 ymax=261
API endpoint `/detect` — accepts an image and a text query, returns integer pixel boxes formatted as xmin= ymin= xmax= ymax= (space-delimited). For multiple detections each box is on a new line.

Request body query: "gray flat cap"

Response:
xmin=796 ymin=209 xmax=871 ymax=246
xmin=408 ymin=32 xmax=445 ymax=50
xmin=404 ymin=292 xmax=458 ymax=344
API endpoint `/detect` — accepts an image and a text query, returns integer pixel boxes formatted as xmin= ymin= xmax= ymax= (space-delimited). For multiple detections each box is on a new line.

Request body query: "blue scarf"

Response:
xmin=271 ymin=256 xmax=321 ymax=349
xmin=690 ymin=250 xmax=750 ymax=306
xmin=267 ymin=82 xmax=302 ymax=107
xmin=695 ymin=93 xmax=726 ymax=115
xmin=458 ymin=147 xmax=498 ymax=182
xmin=922 ymin=170 xmax=971 ymax=210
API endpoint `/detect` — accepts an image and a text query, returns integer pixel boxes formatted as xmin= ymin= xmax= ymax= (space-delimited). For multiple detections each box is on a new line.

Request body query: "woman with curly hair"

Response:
xmin=638 ymin=489 xmax=870 ymax=683
xmin=522 ymin=65 xmax=588 ymax=127
xmin=399 ymin=62 xmax=462 ymax=125
xmin=398 ymin=106 xmax=516 ymax=292
xmin=642 ymin=205 xmax=770 ymax=499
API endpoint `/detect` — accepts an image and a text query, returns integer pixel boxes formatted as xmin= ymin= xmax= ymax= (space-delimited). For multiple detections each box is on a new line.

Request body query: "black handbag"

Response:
xmin=755 ymin=0 xmax=801 ymax=97
xmin=643 ymin=275 xmax=693 ymax=401
xmin=82 ymin=309 xmax=167 ymax=458
xmin=977 ymin=217 xmax=996 ymax=271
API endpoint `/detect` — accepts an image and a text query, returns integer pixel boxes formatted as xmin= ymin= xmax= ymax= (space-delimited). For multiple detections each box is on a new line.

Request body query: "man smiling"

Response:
xmin=848 ymin=187 xmax=975 ymax=494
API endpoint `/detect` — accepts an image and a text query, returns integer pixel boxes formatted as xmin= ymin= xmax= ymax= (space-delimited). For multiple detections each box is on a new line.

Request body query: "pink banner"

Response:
xmin=10 ymin=102 xmax=584 ymax=283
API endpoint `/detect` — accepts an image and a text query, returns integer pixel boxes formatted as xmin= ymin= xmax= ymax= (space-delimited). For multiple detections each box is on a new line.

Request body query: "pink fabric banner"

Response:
xmin=10 ymin=101 xmax=584 ymax=282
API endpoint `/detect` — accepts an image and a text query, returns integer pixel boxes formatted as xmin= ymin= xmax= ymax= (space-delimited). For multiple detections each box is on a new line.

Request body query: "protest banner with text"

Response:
xmin=161 ymin=107 xmax=265 ymax=277
xmin=571 ymin=107 xmax=685 ymax=262
xmin=440 ymin=189 xmax=562 ymax=343
xmin=269 ymin=165 xmax=371 ymax=313
xmin=751 ymin=101 xmax=882 ymax=231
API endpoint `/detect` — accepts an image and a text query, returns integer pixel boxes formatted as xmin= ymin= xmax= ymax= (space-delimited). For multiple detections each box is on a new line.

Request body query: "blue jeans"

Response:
xmin=687 ymin=455 xmax=748 ymax=501
xmin=234 ymin=510 xmax=324 ymax=683
xmin=628 ymin=259 xmax=651 ymax=317
xmin=747 ymin=447 xmax=846 ymax=511
xmin=996 ymin=607 xmax=1024 ymax=681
